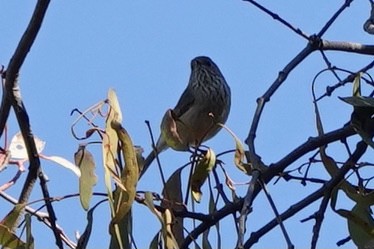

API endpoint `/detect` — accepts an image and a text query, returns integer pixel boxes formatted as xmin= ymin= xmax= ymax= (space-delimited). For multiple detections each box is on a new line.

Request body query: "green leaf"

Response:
xmin=143 ymin=193 xmax=179 ymax=249
xmin=162 ymin=168 xmax=184 ymax=246
xmin=0 ymin=205 xmax=28 ymax=249
xmin=25 ymin=214 xmax=34 ymax=249
xmin=110 ymin=122 xmax=139 ymax=229
xmin=346 ymin=204 xmax=374 ymax=248
xmin=1 ymin=204 xmax=26 ymax=231
xmin=103 ymin=89 xmax=124 ymax=248
xmin=0 ymin=224 xmax=26 ymax=249
xmin=103 ymin=88 xmax=123 ymax=200
xmin=339 ymin=74 xmax=374 ymax=149
xmin=163 ymin=209 xmax=179 ymax=249
xmin=75 ymin=145 xmax=97 ymax=211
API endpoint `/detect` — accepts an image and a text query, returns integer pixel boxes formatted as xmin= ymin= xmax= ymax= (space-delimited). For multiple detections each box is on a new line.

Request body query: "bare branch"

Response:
xmin=321 ymin=40 xmax=374 ymax=55
xmin=243 ymin=140 xmax=367 ymax=248
xmin=243 ymin=0 xmax=310 ymax=40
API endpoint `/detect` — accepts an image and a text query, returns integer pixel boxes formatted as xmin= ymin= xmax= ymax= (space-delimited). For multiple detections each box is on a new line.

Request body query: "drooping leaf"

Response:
xmin=337 ymin=203 xmax=374 ymax=249
xmin=163 ymin=209 xmax=179 ymax=249
xmin=103 ymin=90 xmax=120 ymax=188
xmin=353 ymin=72 xmax=362 ymax=97
xmin=42 ymin=155 xmax=81 ymax=177
xmin=144 ymin=192 xmax=163 ymax=221
xmin=110 ymin=122 xmax=139 ymax=229
xmin=0 ymin=224 xmax=26 ymax=249
xmin=217 ymin=124 xmax=252 ymax=174
xmin=102 ymin=89 xmax=123 ymax=246
xmin=109 ymin=204 xmax=133 ymax=249
xmin=340 ymin=74 xmax=374 ymax=149
xmin=162 ymin=168 xmax=184 ymax=246
xmin=0 ymin=204 xmax=27 ymax=249
xmin=74 ymin=145 xmax=97 ymax=211
xmin=1 ymin=204 xmax=27 ymax=231
xmin=191 ymin=148 xmax=216 ymax=203
xmin=25 ymin=214 xmax=34 ymax=249
xmin=108 ymin=88 xmax=123 ymax=124
xmin=77 ymin=199 xmax=106 ymax=249
xmin=160 ymin=109 xmax=188 ymax=151
xmin=144 ymin=193 xmax=179 ymax=248
xmin=202 ymin=180 xmax=214 ymax=249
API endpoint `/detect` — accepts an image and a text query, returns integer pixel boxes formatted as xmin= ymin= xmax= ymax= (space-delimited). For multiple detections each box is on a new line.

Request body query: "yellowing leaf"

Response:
xmin=191 ymin=148 xmax=216 ymax=203
xmin=162 ymin=209 xmax=179 ymax=249
xmin=9 ymin=132 xmax=45 ymax=160
xmin=218 ymin=124 xmax=252 ymax=174
xmin=160 ymin=109 xmax=188 ymax=151
xmin=144 ymin=192 xmax=163 ymax=221
xmin=1 ymin=204 xmax=27 ymax=231
xmin=102 ymin=89 xmax=122 ymax=226
xmin=143 ymin=193 xmax=179 ymax=249
xmin=353 ymin=73 xmax=362 ymax=97
xmin=75 ymin=145 xmax=97 ymax=211
xmin=110 ymin=122 xmax=139 ymax=231
xmin=108 ymin=88 xmax=123 ymax=124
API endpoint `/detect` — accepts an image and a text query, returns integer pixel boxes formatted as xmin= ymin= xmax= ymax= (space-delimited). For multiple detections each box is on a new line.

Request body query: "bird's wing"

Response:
xmin=173 ymin=87 xmax=195 ymax=118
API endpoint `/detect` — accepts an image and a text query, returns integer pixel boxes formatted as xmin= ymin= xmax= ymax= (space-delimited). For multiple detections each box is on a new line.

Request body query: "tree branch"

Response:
xmin=243 ymin=140 xmax=367 ymax=248
xmin=0 ymin=1 xmax=63 ymax=248
xmin=181 ymin=125 xmax=357 ymax=249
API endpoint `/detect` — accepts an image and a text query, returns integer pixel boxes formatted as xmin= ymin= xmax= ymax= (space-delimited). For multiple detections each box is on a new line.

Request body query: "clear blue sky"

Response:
xmin=1 ymin=1 xmax=373 ymax=248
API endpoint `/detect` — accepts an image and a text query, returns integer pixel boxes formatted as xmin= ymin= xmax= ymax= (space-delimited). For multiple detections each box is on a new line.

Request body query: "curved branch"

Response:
xmin=264 ymin=124 xmax=356 ymax=182
xmin=245 ymin=43 xmax=315 ymax=158
xmin=243 ymin=140 xmax=367 ymax=248
xmin=181 ymin=125 xmax=356 ymax=249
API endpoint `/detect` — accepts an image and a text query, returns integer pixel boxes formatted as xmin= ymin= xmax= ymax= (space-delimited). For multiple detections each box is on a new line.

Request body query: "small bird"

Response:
xmin=140 ymin=56 xmax=231 ymax=179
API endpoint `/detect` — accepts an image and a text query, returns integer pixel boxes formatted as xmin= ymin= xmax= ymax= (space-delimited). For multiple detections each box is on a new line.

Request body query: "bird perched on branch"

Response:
xmin=140 ymin=56 xmax=231 ymax=179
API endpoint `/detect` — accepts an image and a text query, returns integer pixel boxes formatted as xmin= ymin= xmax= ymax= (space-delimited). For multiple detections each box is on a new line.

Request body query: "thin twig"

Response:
xmin=243 ymin=0 xmax=310 ymax=40
xmin=311 ymin=194 xmax=330 ymax=249
xmin=259 ymin=179 xmax=294 ymax=249
xmin=180 ymin=124 xmax=357 ymax=249
xmin=236 ymin=170 xmax=259 ymax=249
xmin=0 ymin=190 xmax=77 ymax=249
xmin=317 ymin=0 xmax=354 ymax=37
xmin=243 ymin=141 xmax=367 ymax=248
